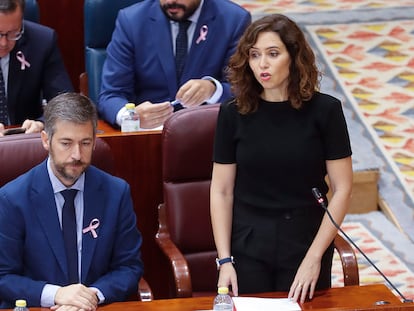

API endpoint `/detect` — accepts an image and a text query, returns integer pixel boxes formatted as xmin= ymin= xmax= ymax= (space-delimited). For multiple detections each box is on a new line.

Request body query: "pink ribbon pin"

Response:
xmin=83 ymin=218 xmax=100 ymax=238
xmin=16 ymin=51 xmax=30 ymax=70
xmin=196 ymin=25 xmax=208 ymax=44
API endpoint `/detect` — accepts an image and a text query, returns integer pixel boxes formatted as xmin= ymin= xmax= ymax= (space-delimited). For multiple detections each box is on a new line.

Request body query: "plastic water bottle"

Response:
xmin=13 ymin=300 xmax=29 ymax=311
xmin=213 ymin=287 xmax=233 ymax=310
xmin=121 ymin=103 xmax=140 ymax=132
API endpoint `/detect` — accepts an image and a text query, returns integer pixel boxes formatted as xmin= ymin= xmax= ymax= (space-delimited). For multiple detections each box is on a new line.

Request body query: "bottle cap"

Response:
xmin=217 ymin=287 xmax=229 ymax=294
xmin=125 ymin=103 xmax=135 ymax=110
xmin=15 ymin=300 xmax=27 ymax=307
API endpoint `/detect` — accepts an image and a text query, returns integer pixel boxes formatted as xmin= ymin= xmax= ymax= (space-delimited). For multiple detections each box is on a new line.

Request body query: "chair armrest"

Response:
xmin=126 ymin=277 xmax=153 ymax=301
xmin=334 ymin=234 xmax=360 ymax=286
xmin=138 ymin=277 xmax=153 ymax=301
xmin=155 ymin=203 xmax=192 ymax=298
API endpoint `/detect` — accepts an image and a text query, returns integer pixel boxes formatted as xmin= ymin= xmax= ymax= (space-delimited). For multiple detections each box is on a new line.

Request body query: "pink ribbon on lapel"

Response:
xmin=82 ymin=218 xmax=100 ymax=238
xmin=16 ymin=51 xmax=31 ymax=70
xmin=196 ymin=25 xmax=208 ymax=44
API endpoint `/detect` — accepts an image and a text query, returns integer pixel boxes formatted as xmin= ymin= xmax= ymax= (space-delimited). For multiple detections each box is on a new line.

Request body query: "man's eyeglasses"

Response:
xmin=0 ymin=25 xmax=24 ymax=41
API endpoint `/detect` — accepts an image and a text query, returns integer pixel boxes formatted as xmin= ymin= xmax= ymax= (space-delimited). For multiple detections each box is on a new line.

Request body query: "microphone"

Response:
xmin=311 ymin=187 xmax=413 ymax=304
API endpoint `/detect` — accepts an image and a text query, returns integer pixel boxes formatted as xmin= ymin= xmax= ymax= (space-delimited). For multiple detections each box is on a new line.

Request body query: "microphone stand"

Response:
xmin=312 ymin=187 xmax=413 ymax=303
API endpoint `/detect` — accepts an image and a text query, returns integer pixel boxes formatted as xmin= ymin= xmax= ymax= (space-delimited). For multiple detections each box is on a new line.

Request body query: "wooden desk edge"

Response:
xmin=24 ymin=284 xmax=413 ymax=311
xmin=100 ymin=284 xmax=410 ymax=310
xmin=97 ymin=120 xmax=162 ymax=137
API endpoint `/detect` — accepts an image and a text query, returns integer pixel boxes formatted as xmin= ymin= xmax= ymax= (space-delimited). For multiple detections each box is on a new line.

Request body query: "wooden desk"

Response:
xmin=97 ymin=285 xmax=413 ymax=311
xmin=25 ymin=285 xmax=411 ymax=311
xmin=97 ymin=121 xmax=172 ymax=298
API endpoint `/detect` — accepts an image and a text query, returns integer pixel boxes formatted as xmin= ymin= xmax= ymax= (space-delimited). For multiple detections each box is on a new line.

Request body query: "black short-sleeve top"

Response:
xmin=213 ymin=92 xmax=352 ymax=210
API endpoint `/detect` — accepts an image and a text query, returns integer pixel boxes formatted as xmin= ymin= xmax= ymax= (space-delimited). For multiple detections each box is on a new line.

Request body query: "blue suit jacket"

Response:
xmin=98 ymin=0 xmax=251 ymax=125
xmin=0 ymin=161 xmax=143 ymax=308
xmin=7 ymin=20 xmax=73 ymax=125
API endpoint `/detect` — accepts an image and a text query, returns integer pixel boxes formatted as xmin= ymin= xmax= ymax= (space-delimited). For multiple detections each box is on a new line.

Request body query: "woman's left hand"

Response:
xmin=287 ymin=255 xmax=321 ymax=303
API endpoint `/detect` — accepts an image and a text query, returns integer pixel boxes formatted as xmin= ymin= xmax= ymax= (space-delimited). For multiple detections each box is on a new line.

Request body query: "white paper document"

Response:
xmin=232 ymin=297 xmax=301 ymax=311
xmin=139 ymin=125 xmax=163 ymax=131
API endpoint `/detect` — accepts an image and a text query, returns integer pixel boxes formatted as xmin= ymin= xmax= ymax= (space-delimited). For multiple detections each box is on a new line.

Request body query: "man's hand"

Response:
xmin=0 ymin=123 xmax=4 ymax=136
xmin=176 ymin=79 xmax=215 ymax=107
xmin=21 ymin=119 xmax=44 ymax=133
xmin=53 ymin=284 xmax=98 ymax=311
xmin=135 ymin=101 xmax=173 ymax=129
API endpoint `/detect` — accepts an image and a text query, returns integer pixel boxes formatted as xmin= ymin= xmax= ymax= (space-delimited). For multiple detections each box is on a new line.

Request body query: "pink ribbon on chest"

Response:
xmin=196 ymin=25 xmax=208 ymax=44
xmin=83 ymin=218 xmax=100 ymax=238
xmin=16 ymin=51 xmax=31 ymax=70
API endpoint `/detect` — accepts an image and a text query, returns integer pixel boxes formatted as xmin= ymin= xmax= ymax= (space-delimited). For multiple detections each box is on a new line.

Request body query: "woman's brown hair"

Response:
xmin=227 ymin=14 xmax=320 ymax=114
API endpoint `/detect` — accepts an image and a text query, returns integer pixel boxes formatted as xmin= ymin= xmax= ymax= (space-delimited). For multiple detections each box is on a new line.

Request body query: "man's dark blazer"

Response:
xmin=98 ymin=0 xmax=251 ymax=125
xmin=0 ymin=160 xmax=143 ymax=308
xmin=6 ymin=20 xmax=73 ymax=125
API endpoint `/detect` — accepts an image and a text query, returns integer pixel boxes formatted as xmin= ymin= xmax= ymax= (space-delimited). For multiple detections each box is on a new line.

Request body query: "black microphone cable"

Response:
xmin=311 ymin=187 xmax=413 ymax=304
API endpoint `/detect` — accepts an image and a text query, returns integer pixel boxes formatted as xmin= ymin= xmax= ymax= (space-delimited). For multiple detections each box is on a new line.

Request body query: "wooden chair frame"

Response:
xmin=156 ymin=203 xmax=359 ymax=298
xmin=137 ymin=278 xmax=153 ymax=301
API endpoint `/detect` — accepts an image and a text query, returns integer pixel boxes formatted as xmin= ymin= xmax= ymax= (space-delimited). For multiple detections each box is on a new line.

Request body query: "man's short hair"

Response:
xmin=43 ymin=92 xmax=98 ymax=138
xmin=0 ymin=0 xmax=25 ymax=14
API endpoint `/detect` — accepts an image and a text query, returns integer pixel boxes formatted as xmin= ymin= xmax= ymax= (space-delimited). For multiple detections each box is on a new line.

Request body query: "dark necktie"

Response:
xmin=0 ymin=59 xmax=8 ymax=125
xmin=175 ymin=20 xmax=191 ymax=81
xmin=61 ymin=189 xmax=79 ymax=284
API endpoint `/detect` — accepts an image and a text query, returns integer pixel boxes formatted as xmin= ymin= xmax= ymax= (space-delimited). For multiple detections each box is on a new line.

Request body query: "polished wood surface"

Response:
xmin=96 ymin=121 xmax=172 ymax=298
xmin=25 ymin=285 xmax=411 ymax=311
xmin=94 ymin=285 xmax=413 ymax=311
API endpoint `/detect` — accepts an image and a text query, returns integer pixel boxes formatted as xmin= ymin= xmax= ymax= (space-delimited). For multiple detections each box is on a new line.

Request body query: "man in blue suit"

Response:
xmin=99 ymin=0 xmax=251 ymax=129
xmin=0 ymin=0 xmax=73 ymax=135
xmin=0 ymin=93 xmax=143 ymax=309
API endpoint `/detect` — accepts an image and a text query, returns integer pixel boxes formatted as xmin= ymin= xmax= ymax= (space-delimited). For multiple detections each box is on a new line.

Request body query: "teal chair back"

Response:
xmin=24 ymin=0 xmax=40 ymax=22
xmin=83 ymin=0 xmax=144 ymax=104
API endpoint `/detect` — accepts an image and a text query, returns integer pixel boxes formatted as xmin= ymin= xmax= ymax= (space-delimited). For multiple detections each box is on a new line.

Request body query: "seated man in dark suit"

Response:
xmin=0 ymin=0 xmax=73 ymax=136
xmin=0 ymin=92 xmax=143 ymax=309
xmin=99 ymin=0 xmax=251 ymax=129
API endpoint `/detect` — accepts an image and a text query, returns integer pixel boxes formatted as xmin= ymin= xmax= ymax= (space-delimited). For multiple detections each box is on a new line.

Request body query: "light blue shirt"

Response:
xmin=0 ymin=55 xmax=10 ymax=125
xmin=0 ymin=55 xmax=10 ymax=95
xmin=170 ymin=0 xmax=203 ymax=54
xmin=169 ymin=0 xmax=222 ymax=104
xmin=40 ymin=158 xmax=104 ymax=307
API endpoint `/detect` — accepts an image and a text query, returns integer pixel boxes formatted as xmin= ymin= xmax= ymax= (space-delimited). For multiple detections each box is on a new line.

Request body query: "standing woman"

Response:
xmin=210 ymin=14 xmax=353 ymax=303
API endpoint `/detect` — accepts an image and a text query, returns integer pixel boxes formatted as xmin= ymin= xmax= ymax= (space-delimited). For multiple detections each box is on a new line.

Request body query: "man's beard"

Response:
xmin=55 ymin=160 xmax=88 ymax=183
xmin=160 ymin=2 xmax=198 ymax=22
xmin=50 ymin=146 xmax=89 ymax=184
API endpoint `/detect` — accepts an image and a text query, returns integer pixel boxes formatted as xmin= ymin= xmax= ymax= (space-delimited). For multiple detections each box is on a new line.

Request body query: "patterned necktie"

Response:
xmin=175 ymin=20 xmax=191 ymax=81
xmin=61 ymin=189 xmax=79 ymax=284
xmin=0 ymin=59 xmax=8 ymax=125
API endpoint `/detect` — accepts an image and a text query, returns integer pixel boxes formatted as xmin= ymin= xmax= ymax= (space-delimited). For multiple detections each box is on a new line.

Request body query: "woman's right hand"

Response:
xmin=217 ymin=262 xmax=238 ymax=296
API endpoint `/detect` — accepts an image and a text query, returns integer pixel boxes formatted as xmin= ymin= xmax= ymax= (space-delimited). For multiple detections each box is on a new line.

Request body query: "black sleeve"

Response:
xmin=321 ymin=97 xmax=352 ymax=160
xmin=213 ymin=100 xmax=237 ymax=164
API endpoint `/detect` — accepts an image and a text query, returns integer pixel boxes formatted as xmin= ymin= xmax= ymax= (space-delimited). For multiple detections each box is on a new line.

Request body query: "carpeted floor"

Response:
xmin=232 ymin=0 xmax=414 ymax=302
xmin=334 ymin=212 xmax=414 ymax=301
xmin=307 ymin=19 xmax=414 ymax=241
xmin=231 ymin=0 xmax=414 ymax=241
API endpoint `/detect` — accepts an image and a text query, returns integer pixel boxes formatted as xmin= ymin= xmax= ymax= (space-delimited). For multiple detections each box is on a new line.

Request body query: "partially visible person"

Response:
xmin=0 ymin=0 xmax=73 ymax=136
xmin=99 ymin=0 xmax=251 ymax=129
xmin=0 ymin=92 xmax=143 ymax=309
xmin=210 ymin=14 xmax=353 ymax=303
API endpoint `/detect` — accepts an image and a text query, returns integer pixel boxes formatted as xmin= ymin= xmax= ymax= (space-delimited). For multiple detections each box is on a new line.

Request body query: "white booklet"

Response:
xmin=232 ymin=297 xmax=301 ymax=311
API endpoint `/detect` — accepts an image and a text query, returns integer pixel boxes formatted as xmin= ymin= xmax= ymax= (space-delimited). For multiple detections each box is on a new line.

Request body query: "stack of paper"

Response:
xmin=232 ymin=297 xmax=301 ymax=311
